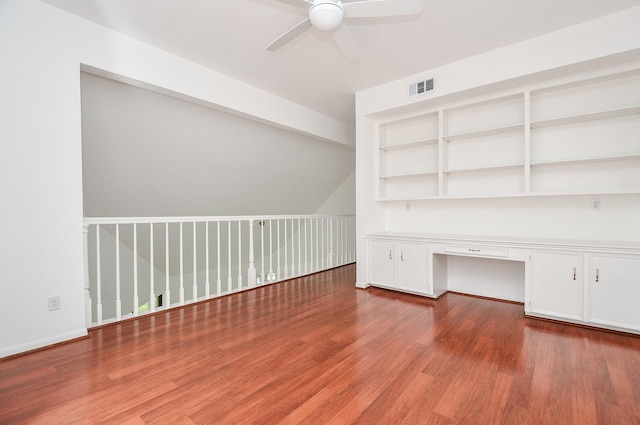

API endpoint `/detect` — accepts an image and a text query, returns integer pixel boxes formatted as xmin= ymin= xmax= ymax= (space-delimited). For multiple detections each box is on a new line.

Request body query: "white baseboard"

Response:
xmin=0 ymin=329 xmax=88 ymax=359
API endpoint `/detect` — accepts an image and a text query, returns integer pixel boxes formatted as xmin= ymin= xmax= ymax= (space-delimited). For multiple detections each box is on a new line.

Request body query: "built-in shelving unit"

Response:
xmin=378 ymin=111 xmax=440 ymax=199
xmin=375 ymin=68 xmax=640 ymax=200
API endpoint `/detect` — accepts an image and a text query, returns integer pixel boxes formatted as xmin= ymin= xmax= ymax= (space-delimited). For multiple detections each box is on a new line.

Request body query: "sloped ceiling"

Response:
xmin=43 ymin=0 xmax=640 ymax=125
xmin=81 ymin=72 xmax=354 ymax=217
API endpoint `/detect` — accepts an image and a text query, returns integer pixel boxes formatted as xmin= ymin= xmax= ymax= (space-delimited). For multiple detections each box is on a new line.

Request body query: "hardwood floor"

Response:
xmin=1 ymin=264 xmax=639 ymax=424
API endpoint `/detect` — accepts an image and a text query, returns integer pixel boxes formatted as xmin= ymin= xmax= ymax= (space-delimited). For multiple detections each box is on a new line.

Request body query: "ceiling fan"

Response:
xmin=266 ymin=0 xmax=424 ymax=61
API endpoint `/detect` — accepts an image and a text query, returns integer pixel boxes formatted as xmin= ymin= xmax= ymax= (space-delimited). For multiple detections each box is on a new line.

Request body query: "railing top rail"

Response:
xmin=83 ymin=214 xmax=355 ymax=225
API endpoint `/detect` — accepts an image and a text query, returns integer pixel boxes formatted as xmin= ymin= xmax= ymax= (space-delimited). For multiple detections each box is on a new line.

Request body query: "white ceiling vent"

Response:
xmin=409 ymin=78 xmax=434 ymax=97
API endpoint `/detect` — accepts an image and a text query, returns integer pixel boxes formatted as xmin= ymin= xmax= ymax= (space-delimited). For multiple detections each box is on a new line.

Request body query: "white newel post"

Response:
xmin=248 ymin=220 xmax=257 ymax=287
xmin=83 ymin=224 xmax=92 ymax=327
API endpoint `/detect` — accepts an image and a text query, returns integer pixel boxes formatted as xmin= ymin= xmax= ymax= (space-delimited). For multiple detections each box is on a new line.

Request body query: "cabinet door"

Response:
xmin=589 ymin=255 xmax=640 ymax=331
xmin=367 ymin=239 xmax=396 ymax=288
xmin=530 ymin=251 xmax=582 ymax=320
xmin=397 ymin=242 xmax=428 ymax=294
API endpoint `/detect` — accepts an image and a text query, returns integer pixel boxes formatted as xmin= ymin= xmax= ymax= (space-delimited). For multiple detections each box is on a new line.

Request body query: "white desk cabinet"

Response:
xmin=366 ymin=239 xmax=395 ymax=289
xmin=588 ymin=254 xmax=640 ymax=332
xmin=397 ymin=242 xmax=429 ymax=294
xmin=366 ymin=239 xmax=429 ymax=295
xmin=530 ymin=251 xmax=583 ymax=321
xmin=365 ymin=232 xmax=640 ymax=335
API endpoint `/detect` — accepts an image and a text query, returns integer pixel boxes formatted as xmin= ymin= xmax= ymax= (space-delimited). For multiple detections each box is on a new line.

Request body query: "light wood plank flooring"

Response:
xmin=1 ymin=264 xmax=639 ymax=424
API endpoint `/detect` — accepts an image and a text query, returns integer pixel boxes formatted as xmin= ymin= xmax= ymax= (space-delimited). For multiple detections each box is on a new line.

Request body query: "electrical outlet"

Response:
xmin=48 ymin=296 xmax=61 ymax=311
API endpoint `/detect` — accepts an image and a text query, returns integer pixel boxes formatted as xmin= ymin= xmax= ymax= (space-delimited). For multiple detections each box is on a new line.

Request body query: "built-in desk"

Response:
xmin=364 ymin=232 xmax=640 ymax=335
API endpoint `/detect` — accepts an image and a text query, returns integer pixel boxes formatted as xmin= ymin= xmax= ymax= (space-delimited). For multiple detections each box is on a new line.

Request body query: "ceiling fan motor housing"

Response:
xmin=309 ymin=0 xmax=344 ymax=32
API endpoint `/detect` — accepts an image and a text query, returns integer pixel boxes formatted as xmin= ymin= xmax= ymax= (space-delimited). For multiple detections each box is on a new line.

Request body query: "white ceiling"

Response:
xmin=43 ymin=0 xmax=640 ymax=126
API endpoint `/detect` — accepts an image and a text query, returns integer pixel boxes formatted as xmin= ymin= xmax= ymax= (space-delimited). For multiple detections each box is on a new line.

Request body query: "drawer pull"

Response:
xmin=595 ymin=268 xmax=599 ymax=283
xmin=572 ymin=267 xmax=576 ymax=281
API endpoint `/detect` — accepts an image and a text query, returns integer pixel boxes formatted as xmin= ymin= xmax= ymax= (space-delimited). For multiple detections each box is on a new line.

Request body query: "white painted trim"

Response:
xmin=0 ymin=329 xmax=88 ymax=359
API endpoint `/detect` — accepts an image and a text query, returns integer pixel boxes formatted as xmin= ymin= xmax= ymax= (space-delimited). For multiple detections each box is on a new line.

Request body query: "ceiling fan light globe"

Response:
xmin=309 ymin=2 xmax=344 ymax=32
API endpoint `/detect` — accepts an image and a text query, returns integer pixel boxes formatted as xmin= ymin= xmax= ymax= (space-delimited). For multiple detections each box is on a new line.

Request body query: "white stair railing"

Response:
xmin=82 ymin=215 xmax=355 ymax=327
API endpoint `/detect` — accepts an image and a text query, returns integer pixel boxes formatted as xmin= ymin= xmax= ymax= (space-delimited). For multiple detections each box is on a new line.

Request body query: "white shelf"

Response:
xmin=379 ymin=188 xmax=640 ymax=202
xmin=380 ymin=137 xmax=439 ymax=152
xmin=531 ymin=153 xmax=640 ymax=167
xmin=444 ymin=163 xmax=524 ymax=174
xmin=375 ymin=68 xmax=640 ymax=201
xmin=380 ymin=171 xmax=438 ymax=180
xmin=444 ymin=123 xmax=524 ymax=142
xmin=531 ymin=105 xmax=640 ymax=129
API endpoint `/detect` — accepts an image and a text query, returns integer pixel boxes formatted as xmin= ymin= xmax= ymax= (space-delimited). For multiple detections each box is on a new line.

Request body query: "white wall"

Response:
xmin=314 ymin=171 xmax=356 ymax=215
xmin=0 ymin=0 xmax=352 ymax=357
xmin=81 ymin=72 xmax=355 ymax=217
xmin=355 ymin=7 xmax=640 ymax=286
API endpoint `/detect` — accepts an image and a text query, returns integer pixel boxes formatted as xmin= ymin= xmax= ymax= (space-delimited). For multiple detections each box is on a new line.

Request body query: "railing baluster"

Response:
xmin=238 ymin=221 xmax=242 ymax=289
xmin=277 ymin=219 xmax=281 ymax=281
xmin=193 ymin=222 xmax=197 ymax=302
xmin=269 ymin=220 xmax=274 ymax=282
xmin=260 ymin=220 xmax=265 ymax=285
xmin=350 ymin=217 xmax=355 ymax=262
xmin=217 ymin=221 xmax=221 ymax=295
xmin=179 ymin=222 xmax=184 ymax=305
xmin=322 ymin=218 xmax=326 ymax=269
xmin=248 ymin=219 xmax=256 ymax=287
xmin=340 ymin=217 xmax=343 ymax=265
xmin=298 ymin=218 xmax=302 ymax=276
xmin=165 ymin=222 xmax=170 ymax=308
xmin=315 ymin=218 xmax=319 ymax=272
xmin=205 ymin=221 xmax=210 ymax=298
xmin=115 ymin=224 xmax=121 ymax=320
xmin=290 ymin=219 xmax=295 ymax=277
xmin=343 ymin=217 xmax=347 ymax=264
xmin=83 ymin=224 xmax=92 ymax=327
xmin=344 ymin=217 xmax=348 ymax=264
xmin=309 ymin=219 xmax=313 ymax=272
xmin=227 ymin=221 xmax=232 ymax=292
xmin=329 ymin=218 xmax=334 ymax=268
xmin=284 ymin=219 xmax=288 ymax=278
xmin=133 ymin=223 xmax=138 ymax=317
xmin=149 ymin=223 xmax=155 ymax=313
xmin=337 ymin=217 xmax=343 ymax=266
xmin=96 ymin=224 xmax=102 ymax=324
xmin=304 ymin=218 xmax=308 ymax=274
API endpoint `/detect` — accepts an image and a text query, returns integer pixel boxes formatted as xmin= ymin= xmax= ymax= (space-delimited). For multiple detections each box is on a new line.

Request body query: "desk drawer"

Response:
xmin=445 ymin=245 xmax=509 ymax=258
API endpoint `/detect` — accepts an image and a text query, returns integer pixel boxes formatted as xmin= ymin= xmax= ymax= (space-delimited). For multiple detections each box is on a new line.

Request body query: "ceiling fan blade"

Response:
xmin=332 ymin=24 xmax=360 ymax=62
xmin=343 ymin=0 xmax=424 ymax=18
xmin=266 ymin=18 xmax=313 ymax=51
